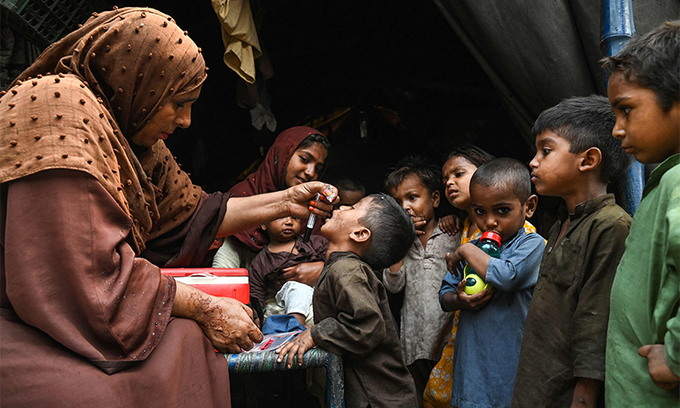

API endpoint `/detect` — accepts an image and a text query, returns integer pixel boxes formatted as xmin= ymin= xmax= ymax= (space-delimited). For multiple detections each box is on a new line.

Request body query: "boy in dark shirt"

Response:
xmin=276 ymin=193 xmax=418 ymax=408
xmin=249 ymin=215 xmax=328 ymax=326
xmin=512 ymin=95 xmax=633 ymax=408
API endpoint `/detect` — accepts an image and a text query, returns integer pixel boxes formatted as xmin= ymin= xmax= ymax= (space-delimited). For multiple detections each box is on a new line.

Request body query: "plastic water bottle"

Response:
xmin=463 ymin=231 xmax=501 ymax=295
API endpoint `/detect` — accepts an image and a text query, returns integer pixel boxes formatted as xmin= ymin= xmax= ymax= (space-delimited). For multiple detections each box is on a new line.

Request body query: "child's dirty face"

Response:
xmin=389 ymin=174 xmax=440 ymax=223
xmin=608 ymin=73 xmax=680 ymax=164
xmin=264 ymin=216 xmax=301 ymax=242
xmin=442 ymin=156 xmax=478 ymax=210
xmin=469 ymin=184 xmax=531 ymax=243
xmin=321 ymin=196 xmax=371 ymax=240
xmin=285 ymin=142 xmax=328 ymax=187
xmin=529 ymin=131 xmax=581 ymax=197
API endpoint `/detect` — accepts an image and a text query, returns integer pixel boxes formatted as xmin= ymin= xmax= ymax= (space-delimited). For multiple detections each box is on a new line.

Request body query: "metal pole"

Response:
xmin=603 ymin=0 xmax=644 ymax=215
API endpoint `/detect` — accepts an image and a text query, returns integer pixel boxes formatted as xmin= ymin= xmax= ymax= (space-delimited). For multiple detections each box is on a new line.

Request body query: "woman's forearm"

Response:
xmin=216 ymin=182 xmax=336 ymax=238
xmin=172 ymin=281 xmax=213 ymax=320
xmin=172 ymin=281 xmax=263 ymax=353
xmin=216 ymin=191 xmax=289 ymax=238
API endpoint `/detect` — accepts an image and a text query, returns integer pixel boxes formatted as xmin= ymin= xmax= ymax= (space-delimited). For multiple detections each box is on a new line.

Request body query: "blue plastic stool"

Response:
xmin=225 ymin=348 xmax=344 ymax=408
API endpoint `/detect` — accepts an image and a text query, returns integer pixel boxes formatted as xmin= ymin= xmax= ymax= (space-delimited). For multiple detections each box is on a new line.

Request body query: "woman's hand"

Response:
xmin=172 ymin=282 xmax=263 ymax=353
xmin=279 ymin=261 xmax=324 ymax=287
xmin=276 ymin=329 xmax=316 ymax=368
xmin=439 ymin=215 xmax=461 ymax=235
xmin=218 ymin=182 xmax=337 ymax=238
xmin=285 ymin=182 xmax=337 ymax=220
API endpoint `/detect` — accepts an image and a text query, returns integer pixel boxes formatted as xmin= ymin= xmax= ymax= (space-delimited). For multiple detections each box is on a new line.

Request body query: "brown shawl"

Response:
xmin=0 ymin=7 xmax=207 ymax=254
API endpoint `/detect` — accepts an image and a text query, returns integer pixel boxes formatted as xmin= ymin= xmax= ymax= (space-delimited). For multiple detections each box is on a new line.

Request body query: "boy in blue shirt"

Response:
xmin=440 ymin=158 xmax=545 ymax=408
xmin=603 ymin=21 xmax=680 ymax=407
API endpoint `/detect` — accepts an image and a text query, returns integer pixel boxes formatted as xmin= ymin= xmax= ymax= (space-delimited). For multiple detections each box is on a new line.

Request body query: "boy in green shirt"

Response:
xmin=603 ymin=21 xmax=680 ymax=406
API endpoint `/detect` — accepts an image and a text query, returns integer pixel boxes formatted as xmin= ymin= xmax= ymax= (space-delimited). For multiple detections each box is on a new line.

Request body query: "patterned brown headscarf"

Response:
xmin=0 ymin=7 xmax=208 ymax=254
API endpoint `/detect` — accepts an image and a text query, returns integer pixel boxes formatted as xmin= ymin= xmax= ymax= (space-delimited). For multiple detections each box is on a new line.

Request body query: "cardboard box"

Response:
xmin=160 ymin=268 xmax=250 ymax=304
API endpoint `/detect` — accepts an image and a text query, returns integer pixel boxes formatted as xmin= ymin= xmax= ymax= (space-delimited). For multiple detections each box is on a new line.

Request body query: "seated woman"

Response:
xmin=213 ymin=126 xmax=330 ymax=285
xmin=0 ymin=7 xmax=336 ymax=408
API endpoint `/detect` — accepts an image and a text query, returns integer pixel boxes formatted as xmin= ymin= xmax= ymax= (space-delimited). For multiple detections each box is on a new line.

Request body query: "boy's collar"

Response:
xmin=561 ymin=194 xmax=616 ymax=220
xmin=326 ymin=251 xmax=361 ymax=263
xmin=643 ymin=153 xmax=680 ymax=199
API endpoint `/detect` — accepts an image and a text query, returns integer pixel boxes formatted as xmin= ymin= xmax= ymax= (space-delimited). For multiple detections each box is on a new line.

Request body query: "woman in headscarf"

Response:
xmin=0 ymin=7 xmax=335 ymax=407
xmin=213 ymin=127 xmax=329 ymax=276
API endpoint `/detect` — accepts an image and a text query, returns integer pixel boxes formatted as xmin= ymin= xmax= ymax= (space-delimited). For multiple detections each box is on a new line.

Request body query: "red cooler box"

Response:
xmin=160 ymin=268 xmax=250 ymax=304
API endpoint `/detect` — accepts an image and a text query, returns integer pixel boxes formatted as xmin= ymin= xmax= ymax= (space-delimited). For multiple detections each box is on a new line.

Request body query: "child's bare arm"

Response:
xmin=638 ymin=344 xmax=680 ymax=389
xmin=388 ymin=259 xmax=404 ymax=274
xmin=439 ymin=214 xmax=461 ymax=235
xmin=446 ymin=243 xmax=491 ymax=279
xmin=570 ymin=378 xmax=602 ymax=408
xmin=276 ymin=329 xmax=316 ymax=368
xmin=441 ymin=280 xmax=493 ymax=312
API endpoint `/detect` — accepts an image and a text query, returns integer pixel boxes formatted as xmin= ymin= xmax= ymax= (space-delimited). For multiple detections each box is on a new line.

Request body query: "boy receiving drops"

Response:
xmin=277 ymin=193 xmax=419 ymax=408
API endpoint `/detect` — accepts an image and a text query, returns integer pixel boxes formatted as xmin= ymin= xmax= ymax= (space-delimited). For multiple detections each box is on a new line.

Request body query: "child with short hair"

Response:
xmin=602 ymin=21 xmax=680 ymax=406
xmin=333 ymin=178 xmax=367 ymax=209
xmin=276 ymin=193 xmax=419 ymax=408
xmin=383 ymin=157 xmax=459 ymax=404
xmin=440 ymin=158 xmax=545 ymax=408
xmin=512 ymin=95 xmax=633 ymax=408
xmin=249 ymin=216 xmax=328 ymax=326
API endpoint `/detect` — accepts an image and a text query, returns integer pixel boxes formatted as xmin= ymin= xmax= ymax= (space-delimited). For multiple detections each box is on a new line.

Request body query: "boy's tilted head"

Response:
xmin=469 ymin=158 xmax=537 ymax=243
xmin=262 ymin=216 xmax=301 ymax=244
xmin=603 ymin=21 xmax=680 ymax=164
xmin=384 ymin=156 xmax=441 ymax=224
xmin=321 ymin=193 xmax=416 ymax=270
xmin=531 ymin=95 xmax=632 ymax=185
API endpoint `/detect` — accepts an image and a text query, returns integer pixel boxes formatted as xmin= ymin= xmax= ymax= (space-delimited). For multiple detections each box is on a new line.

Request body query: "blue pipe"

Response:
xmin=603 ymin=0 xmax=644 ymax=215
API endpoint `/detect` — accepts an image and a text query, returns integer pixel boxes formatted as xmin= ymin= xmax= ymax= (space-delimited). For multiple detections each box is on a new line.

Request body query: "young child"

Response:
xmin=249 ymin=216 xmax=328 ymax=326
xmin=602 ymin=21 xmax=680 ymax=406
xmin=439 ymin=158 xmax=545 ymax=408
xmin=333 ymin=178 xmax=367 ymax=209
xmin=425 ymin=145 xmax=497 ymax=408
xmin=276 ymin=193 xmax=419 ymax=408
xmin=512 ymin=95 xmax=633 ymax=408
xmin=382 ymin=156 xmax=459 ymax=405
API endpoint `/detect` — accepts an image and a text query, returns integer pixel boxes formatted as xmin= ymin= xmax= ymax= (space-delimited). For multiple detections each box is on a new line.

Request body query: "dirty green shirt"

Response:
xmin=606 ymin=154 xmax=680 ymax=406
